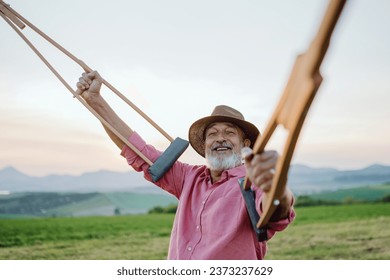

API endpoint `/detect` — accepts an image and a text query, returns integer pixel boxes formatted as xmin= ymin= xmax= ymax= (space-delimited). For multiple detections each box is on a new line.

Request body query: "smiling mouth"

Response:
xmin=213 ymin=147 xmax=232 ymax=152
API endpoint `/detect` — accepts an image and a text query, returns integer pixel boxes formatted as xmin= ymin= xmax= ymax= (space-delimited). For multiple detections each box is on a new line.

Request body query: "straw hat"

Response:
xmin=188 ymin=105 xmax=260 ymax=157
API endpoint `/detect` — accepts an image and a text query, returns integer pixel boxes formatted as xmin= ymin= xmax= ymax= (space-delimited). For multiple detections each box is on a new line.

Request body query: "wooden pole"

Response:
xmin=243 ymin=0 xmax=347 ymax=228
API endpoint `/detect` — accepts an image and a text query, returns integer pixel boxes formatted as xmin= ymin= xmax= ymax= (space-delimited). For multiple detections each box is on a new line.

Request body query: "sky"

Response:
xmin=0 ymin=0 xmax=389 ymax=176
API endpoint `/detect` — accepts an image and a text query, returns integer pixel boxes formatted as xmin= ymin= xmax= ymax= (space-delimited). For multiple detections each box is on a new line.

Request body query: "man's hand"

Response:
xmin=242 ymin=147 xmax=278 ymax=192
xmin=76 ymin=71 xmax=103 ymax=100
xmin=242 ymin=147 xmax=294 ymax=221
xmin=74 ymin=70 xmax=134 ymax=149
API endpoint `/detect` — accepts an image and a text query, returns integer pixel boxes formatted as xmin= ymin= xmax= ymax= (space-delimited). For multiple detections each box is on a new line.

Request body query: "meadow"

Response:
xmin=0 ymin=203 xmax=389 ymax=260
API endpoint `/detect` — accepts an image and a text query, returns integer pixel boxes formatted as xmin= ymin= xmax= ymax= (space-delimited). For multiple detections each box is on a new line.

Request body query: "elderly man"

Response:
xmin=76 ymin=71 xmax=295 ymax=260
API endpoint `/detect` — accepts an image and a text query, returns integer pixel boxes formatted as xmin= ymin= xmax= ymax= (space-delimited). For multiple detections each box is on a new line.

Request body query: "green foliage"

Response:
xmin=382 ymin=194 xmax=390 ymax=202
xmin=148 ymin=204 xmax=177 ymax=214
xmin=148 ymin=206 xmax=164 ymax=214
xmin=295 ymin=195 xmax=341 ymax=207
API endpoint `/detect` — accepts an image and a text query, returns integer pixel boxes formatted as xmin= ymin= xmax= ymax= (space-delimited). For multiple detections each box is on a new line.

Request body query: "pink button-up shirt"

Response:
xmin=121 ymin=132 xmax=295 ymax=260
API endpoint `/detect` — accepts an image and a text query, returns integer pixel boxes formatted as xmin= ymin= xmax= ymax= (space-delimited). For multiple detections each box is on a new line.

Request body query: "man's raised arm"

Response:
xmin=76 ymin=71 xmax=133 ymax=150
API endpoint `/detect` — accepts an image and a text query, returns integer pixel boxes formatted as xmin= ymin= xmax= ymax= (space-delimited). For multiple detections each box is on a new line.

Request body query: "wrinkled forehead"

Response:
xmin=205 ymin=122 xmax=238 ymax=132
xmin=204 ymin=122 xmax=246 ymax=140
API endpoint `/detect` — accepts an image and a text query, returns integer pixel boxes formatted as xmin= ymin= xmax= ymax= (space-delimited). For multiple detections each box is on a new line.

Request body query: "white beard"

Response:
xmin=206 ymin=146 xmax=243 ymax=171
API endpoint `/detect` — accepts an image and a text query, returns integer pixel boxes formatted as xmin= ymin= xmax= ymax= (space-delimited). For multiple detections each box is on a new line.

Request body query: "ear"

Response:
xmin=243 ymin=139 xmax=251 ymax=147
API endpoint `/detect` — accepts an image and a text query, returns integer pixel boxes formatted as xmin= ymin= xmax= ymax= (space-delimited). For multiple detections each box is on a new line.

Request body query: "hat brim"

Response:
xmin=188 ymin=115 xmax=260 ymax=157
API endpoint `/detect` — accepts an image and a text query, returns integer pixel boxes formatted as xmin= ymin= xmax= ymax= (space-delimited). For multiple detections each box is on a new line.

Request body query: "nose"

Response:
xmin=216 ymin=131 xmax=228 ymax=141
xmin=215 ymin=139 xmax=226 ymax=146
xmin=214 ymin=137 xmax=227 ymax=146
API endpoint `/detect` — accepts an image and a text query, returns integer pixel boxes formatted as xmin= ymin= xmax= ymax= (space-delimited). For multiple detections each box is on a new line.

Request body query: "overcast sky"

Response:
xmin=1 ymin=0 xmax=389 ymax=176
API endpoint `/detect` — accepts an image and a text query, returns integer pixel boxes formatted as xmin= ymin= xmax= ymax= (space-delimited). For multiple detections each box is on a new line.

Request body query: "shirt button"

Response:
xmin=196 ymin=225 xmax=200 ymax=230
xmin=202 ymin=201 xmax=206 ymax=205
xmin=188 ymin=246 xmax=192 ymax=251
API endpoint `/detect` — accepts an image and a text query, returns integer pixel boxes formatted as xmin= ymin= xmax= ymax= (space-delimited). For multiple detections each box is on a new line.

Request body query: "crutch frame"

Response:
xmin=0 ymin=1 xmax=189 ymax=182
xmin=240 ymin=0 xmax=347 ymax=238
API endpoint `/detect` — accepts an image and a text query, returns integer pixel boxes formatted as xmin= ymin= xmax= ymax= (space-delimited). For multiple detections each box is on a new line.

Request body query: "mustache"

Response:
xmin=210 ymin=141 xmax=233 ymax=151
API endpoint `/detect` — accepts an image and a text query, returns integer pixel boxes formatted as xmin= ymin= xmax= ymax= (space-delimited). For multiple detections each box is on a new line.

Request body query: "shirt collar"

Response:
xmin=225 ymin=164 xmax=246 ymax=179
xmin=201 ymin=164 xmax=246 ymax=181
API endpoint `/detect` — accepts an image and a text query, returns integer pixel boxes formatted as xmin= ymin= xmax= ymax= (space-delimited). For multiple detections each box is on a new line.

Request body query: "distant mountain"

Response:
xmin=288 ymin=164 xmax=390 ymax=194
xmin=0 ymin=166 xmax=156 ymax=193
xmin=0 ymin=166 xmax=33 ymax=185
xmin=1 ymin=164 xmax=389 ymax=218
xmin=1 ymin=164 xmax=390 ymax=195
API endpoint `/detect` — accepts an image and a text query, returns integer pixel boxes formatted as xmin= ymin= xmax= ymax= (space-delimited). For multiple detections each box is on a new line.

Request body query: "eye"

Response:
xmin=226 ymin=130 xmax=236 ymax=135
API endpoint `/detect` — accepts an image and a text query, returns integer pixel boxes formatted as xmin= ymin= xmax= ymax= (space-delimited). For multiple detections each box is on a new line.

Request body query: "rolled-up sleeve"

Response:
xmin=254 ymin=188 xmax=296 ymax=240
xmin=266 ymin=206 xmax=295 ymax=240
xmin=120 ymin=131 xmax=188 ymax=198
xmin=120 ymin=132 xmax=162 ymax=172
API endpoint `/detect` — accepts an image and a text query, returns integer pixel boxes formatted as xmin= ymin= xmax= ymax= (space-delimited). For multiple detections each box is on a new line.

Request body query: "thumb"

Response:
xmin=241 ymin=147 xmax=254 ymax=166
xmin=87 ymin=71 xmax=103 ymax=93
xmin=242 ymin=147 xmax=254 ymax=186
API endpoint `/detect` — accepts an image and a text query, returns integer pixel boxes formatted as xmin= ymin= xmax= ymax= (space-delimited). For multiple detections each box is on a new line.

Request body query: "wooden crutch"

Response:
xmin=0 ymin=1 xmax=189 ymax=182
xmin=239 ymin=0 xmax=347 ymax=240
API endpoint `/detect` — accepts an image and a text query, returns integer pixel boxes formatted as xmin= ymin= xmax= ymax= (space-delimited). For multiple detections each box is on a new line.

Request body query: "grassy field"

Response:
xmin=0 ymin=203 xmax=389 ymax=260
xmin=267 ymin=203 xmax=390 ymax=259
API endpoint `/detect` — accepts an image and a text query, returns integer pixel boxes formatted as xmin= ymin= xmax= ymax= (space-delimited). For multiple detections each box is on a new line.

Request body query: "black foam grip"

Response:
xmin=238 ymin=178 xmax=268 ymax=241
xmin=148 ymin=137 xmax=189 ymax=182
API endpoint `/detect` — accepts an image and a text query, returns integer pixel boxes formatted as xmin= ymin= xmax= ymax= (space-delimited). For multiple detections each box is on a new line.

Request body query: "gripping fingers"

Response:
xmin=82 ymin=72 xmax=92 ymax=84
xmin=249 ymin=150 xmax=278 ymax=191
xmin=76 ymin=81 xmax=87 ymax=95
xmin=254 ymin=170 xmax=275 ymax=191
xmin=75 ymin=73 xmax=90 ymax=93
xmin=78 ymin=77 xmax=90 ymax=89
xmin=75 ymin=70 xmax=102 ymax=97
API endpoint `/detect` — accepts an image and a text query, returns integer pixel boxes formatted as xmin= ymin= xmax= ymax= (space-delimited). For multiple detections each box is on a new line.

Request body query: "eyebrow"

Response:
xmin=204 ymin=123 xmax=239 ymax=139
xmin=206 ymin=122 xmax=237 ymax=131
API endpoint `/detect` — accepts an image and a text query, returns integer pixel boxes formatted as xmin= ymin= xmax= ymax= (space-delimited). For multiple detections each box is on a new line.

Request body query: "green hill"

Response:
xmin=308 ymin=183 xmax=390 ymax=202
xmin=0 ymin=192 xmax=177 ymax=218
xmin=1 ymin=183 xmax=389 ymax=218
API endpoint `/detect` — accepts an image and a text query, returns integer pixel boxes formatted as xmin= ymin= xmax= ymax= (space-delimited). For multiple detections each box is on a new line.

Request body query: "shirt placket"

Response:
xmin=186 ymin=178 xmax=217 ymax=259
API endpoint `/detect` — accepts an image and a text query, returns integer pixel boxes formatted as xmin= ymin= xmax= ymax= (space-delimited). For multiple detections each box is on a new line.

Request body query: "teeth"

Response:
xmin=216 ymin=147 xmax=229 ymax=151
